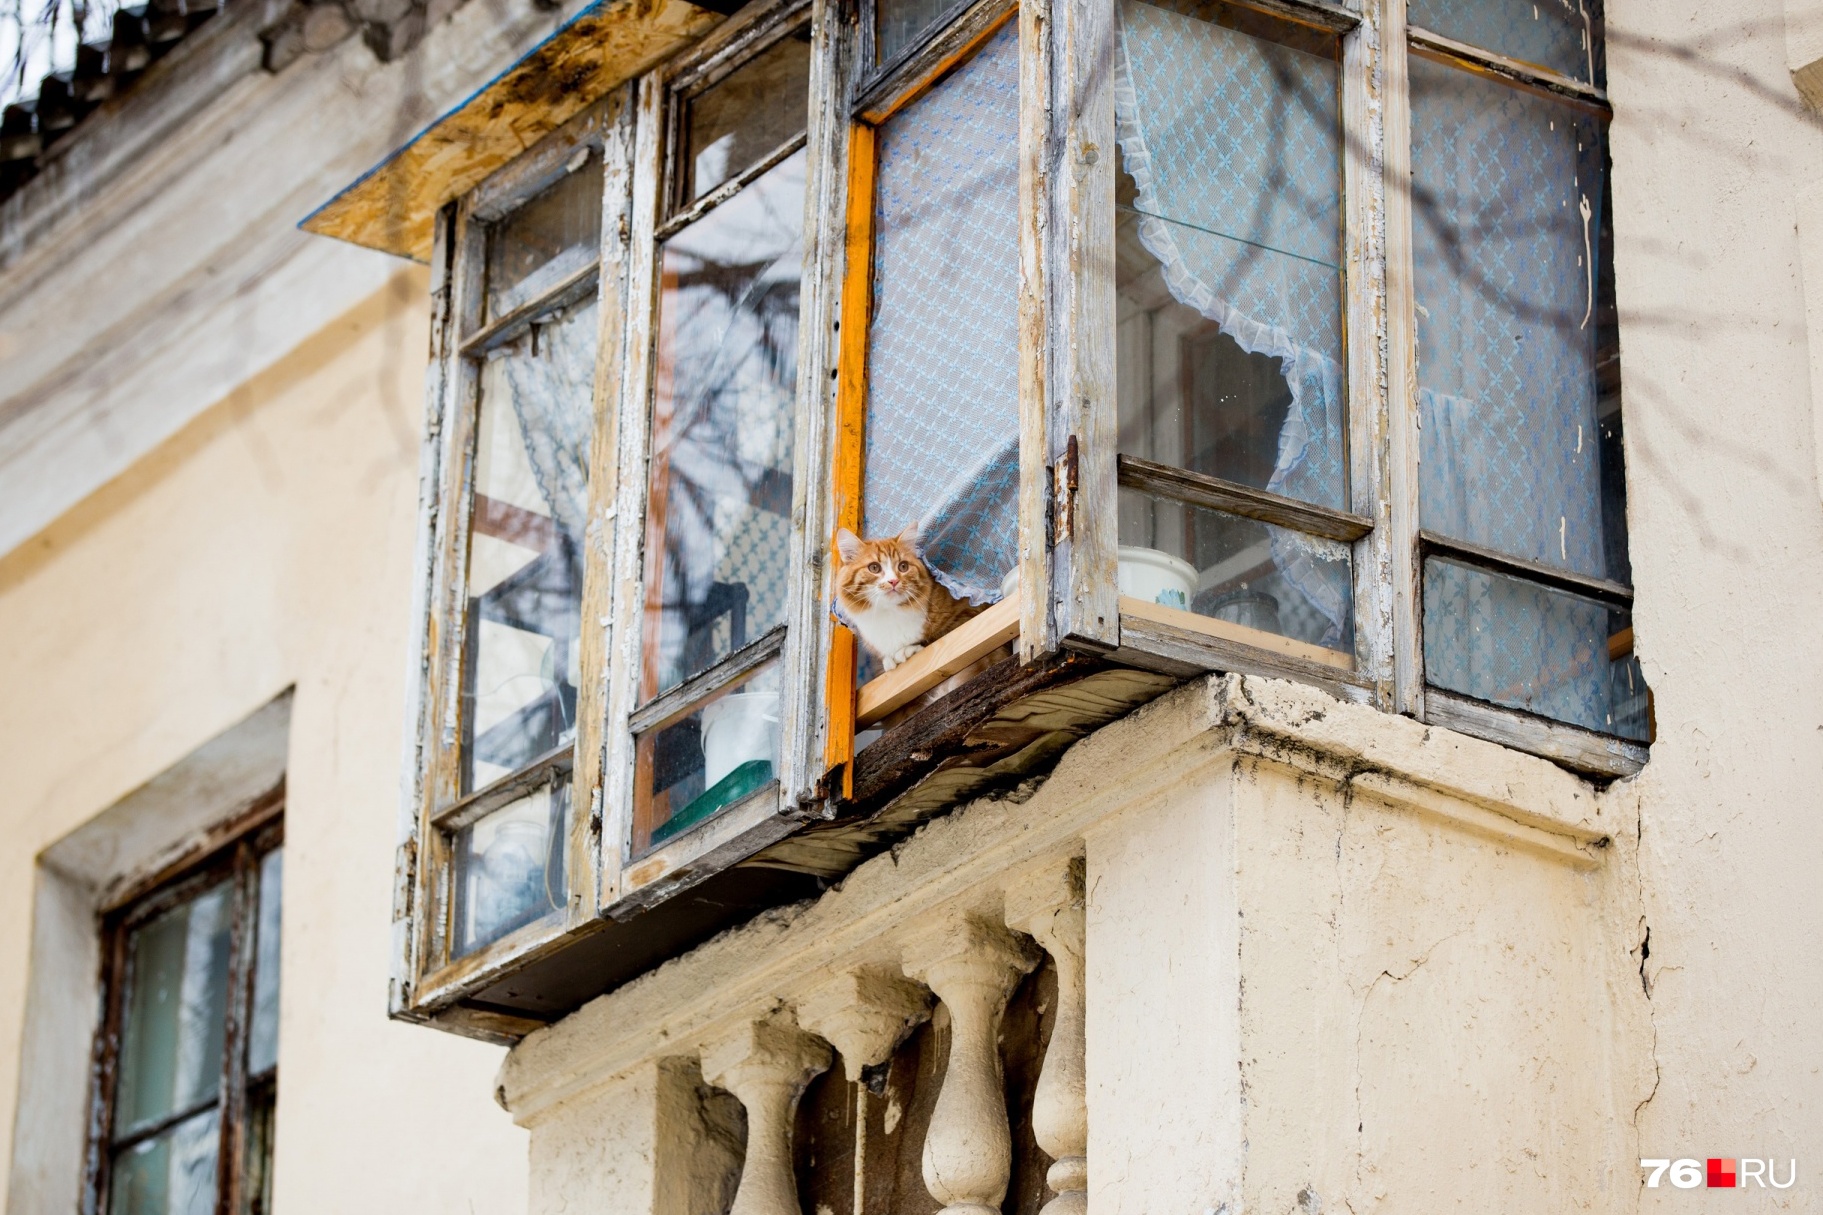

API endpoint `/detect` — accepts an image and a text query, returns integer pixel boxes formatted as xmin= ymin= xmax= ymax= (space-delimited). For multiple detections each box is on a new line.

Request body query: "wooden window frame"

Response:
xmin=390 ymin=0 xmax=1645 ymax=1043
xmin=819 ymin=0 xmax=1042 ymax=793
xmin=1060 ymin=0 xmax=1645 ymax=778
xmin=84 ymin=794 xmax=283 ymax=1215
xmin=397 ymin=92 xmax=636 ymax=1036
xmin=598 ymin=0 xmax=828 ymax=915
xmin=1391 ymin=0 xmax=1645 ymax=778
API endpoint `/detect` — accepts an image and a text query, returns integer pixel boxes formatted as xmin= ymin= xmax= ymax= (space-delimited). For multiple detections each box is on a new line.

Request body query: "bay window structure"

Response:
xmin=311 ymin=0 xmax=1646 ymax=1039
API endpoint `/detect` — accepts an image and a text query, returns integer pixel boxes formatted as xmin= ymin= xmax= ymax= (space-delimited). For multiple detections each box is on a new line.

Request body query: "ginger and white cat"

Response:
xmin=835 ymin=526 xmax=981 ymax=670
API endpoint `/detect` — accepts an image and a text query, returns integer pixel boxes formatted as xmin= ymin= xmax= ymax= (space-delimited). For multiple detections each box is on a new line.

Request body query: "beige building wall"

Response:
xmin=0 ymin=270 xmax=529 ymax=1212
xmin=1611 ymin=0 xmax=1823 ymax=1189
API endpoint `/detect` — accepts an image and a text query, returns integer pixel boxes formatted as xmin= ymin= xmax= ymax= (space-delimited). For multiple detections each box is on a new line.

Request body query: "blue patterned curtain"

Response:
xmin=863 ymin=22 xmax=1021 ymax=605
xmin=1412 ymin=58 xmax=1609 ymax=578
xmin=499 ymin=298 xmax=598 ymax=555
xmin=1115 ymin=0 xmax=1344 ymax=513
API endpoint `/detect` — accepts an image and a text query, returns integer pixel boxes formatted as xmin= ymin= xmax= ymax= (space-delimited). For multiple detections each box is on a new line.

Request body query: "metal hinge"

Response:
xmin=1053 ymin=434 xmax=1079 ymax=545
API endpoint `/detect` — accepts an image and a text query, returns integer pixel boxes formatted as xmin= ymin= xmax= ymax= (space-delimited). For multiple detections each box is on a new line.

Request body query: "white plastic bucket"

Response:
xmin=701 ymin=691 xmax=780 ymax=787
xmin=1118 ymin=546 xmax=1198 ymax=611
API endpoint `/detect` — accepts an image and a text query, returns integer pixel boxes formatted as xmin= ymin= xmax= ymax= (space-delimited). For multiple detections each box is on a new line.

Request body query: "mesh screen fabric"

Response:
xmin=1407 ymin=0 xmax=1602 ymax=86
xmin=1410 ymin=59 xmax=1638 ymax=735
xmin=1411 ymin=58 xmax=1610 ymax=580
xmin=862 ymin=21 xmax=1021 ymax=605
xmin=496 ymin=298 xmax=598 ymax=555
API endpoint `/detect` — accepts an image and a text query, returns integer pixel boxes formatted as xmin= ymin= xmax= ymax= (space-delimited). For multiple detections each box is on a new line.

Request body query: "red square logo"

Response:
xmin=1708 ymin=1158 xmax=1738 ymax=1188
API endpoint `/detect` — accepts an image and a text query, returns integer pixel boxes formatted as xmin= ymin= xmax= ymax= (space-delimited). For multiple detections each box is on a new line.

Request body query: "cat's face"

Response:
xmin=835 ymin=527 xmax=935 ymax=613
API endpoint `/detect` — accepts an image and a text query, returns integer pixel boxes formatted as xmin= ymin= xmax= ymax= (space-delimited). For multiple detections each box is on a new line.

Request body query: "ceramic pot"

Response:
xmin=1117 ymin=546 xmax=1198 ymax=610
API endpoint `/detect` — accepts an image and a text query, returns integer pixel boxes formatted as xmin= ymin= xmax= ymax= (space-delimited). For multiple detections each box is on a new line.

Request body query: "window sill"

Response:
xmin=1422 ymin=687 xmax=1648 ymax=782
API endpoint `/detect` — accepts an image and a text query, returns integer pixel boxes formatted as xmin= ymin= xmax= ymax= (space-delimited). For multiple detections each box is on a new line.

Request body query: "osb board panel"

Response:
xmin=302 ymin=0 xmax=721 ymax=260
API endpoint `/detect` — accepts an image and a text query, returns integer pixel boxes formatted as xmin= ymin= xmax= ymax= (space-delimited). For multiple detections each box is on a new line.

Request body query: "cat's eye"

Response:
xmin=898 ymin=561 xmax=909 ymax=572
xmin=868 ymin=562 xmax=881 ymax=573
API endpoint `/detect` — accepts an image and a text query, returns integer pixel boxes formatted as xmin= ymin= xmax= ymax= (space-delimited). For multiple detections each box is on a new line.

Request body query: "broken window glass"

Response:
xmin=1114 ymin=0 xmax=1344 ymax=511
xmin=642 ymin=150 xmax=804 ymax=699
xmin=862 ymin=21 xmax=1020 ymax=624
xmin=683 ymin=30 xmax=812 ymax=204
xmin=1407 ymin=0 xmax=1603 ymax=88
xmin=486 ymin=155 xmax=604 ymax=321
xmin=462 ymin=297 xmax=597 ymax=794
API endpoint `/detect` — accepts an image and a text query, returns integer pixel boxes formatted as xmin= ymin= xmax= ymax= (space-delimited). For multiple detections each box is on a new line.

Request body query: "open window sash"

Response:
xmin=819 ymin=0 xmax=1055 ymax=799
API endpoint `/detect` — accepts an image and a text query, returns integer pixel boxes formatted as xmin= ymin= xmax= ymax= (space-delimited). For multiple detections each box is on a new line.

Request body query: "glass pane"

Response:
xmin=242 ymin=1084 xmax=276 ymax=1215
xmin=485 ymin=156 xmax=604 ymax=321
xmin=876 ymin=0 xmax=956 ymax=63
xmin=114 ymin=884 xmax=231 ymax=1141
xmin=1423 ymin=556 xmax=1647 ymax=740
xmin=108 ymin=1107 xmax=219 ymax=1215
xmin=1411 ymin=58 xmax=1625 ymax=584
xmin=1115 ymin=0 xmax=1344 ymax=510
xmin=863 ymin=23 xmax=1020 ymax=608
xmin=634 ymin=663 xmax=780 ymax=855
xmin=463 ymin=296 xmax=597 ymax=793
xmin=684 ymin=31 xmax=812 ymax=203
xmin=642 ymin=151 xmax=804 ymax=698
xmin=452 ymin=776 xmax=569 ymax=957
xmin=246 ymin=848 xmax=282 ymax=1078
xmin=1407 ymin=0 xmax=1602 ymax=87
xmin=1120 ymin=487 xmax=1353 ymax=653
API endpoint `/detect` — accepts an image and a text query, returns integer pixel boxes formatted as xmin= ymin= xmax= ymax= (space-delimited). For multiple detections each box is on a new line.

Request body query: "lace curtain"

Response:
xmin=1114 ymin=0 xmax=1350 ymax=642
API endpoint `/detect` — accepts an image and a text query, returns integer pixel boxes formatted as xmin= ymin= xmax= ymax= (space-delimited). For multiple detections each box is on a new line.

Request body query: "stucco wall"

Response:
xmin=1610 ymin=0 xmax=1823 ymax=1194
xmin=0 ymin=268 xmax=529 ymax=1212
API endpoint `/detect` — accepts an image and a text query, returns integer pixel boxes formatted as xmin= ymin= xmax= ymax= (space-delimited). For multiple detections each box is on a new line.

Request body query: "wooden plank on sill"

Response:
xmin=1118 ymin=595 xmax=1354 ymax=672
xmin=855 ymin=593 xmax=1022 ymax=726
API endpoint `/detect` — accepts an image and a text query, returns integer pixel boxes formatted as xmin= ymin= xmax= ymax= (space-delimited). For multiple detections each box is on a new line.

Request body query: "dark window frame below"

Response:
xmin=83 ymin=789 xmax=283 ymax=1215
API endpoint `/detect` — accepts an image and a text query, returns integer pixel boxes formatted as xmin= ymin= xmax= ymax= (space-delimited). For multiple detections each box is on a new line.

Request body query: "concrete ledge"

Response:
xmin=497 ymin=673 xmax=1619 ymax=1124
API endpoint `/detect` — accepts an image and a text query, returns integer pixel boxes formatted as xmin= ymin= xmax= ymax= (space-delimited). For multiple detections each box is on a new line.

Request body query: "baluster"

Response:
xmin=798 ymin=969 xmax=933 ymax=1215
xmin=1008 ymin=860 xmax=1088 ymax=1215
xmin=903 ymin=913 xmax=1039 ymax=1215
xmin=700 ymin=1016 xmax=832 ymax=1215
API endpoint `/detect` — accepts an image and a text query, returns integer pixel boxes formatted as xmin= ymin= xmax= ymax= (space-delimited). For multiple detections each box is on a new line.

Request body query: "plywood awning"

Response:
xmin=302 ymin=0 xmax=724 ymax=261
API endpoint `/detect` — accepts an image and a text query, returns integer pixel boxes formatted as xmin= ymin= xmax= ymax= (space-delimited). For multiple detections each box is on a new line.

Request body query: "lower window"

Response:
xmin=92 ymin=810 xmax=283 ymax=1215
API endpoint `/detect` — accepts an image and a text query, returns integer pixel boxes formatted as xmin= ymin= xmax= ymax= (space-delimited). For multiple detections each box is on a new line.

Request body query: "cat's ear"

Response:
xmin=896 ymin=522 xmax=923 ymax=553
xmin=835 ymin=528 xmax=864 ymax=562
